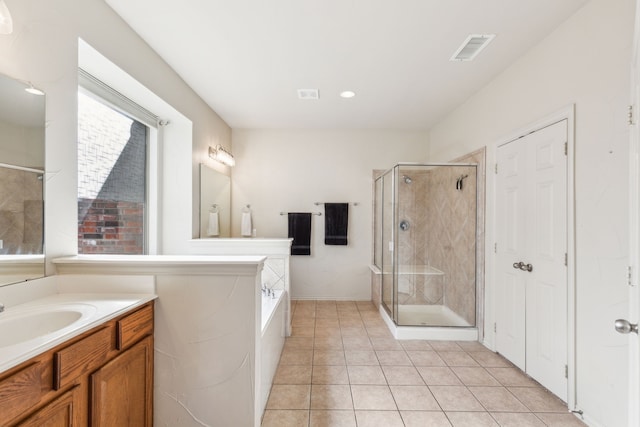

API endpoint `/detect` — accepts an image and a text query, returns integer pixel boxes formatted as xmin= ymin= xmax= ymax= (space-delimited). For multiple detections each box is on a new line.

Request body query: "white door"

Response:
xmin=496 ymin=120 xmax=568 ymax=401
xmin=495 ymin=137 xmax=527 ymax=371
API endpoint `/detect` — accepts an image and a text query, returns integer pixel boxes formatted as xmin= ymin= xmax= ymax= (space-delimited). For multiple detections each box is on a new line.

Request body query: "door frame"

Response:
xmin=486 ymin=105 xmax=576 ymax=409
xmin=628 ymin=1 xmax=640 ymax=423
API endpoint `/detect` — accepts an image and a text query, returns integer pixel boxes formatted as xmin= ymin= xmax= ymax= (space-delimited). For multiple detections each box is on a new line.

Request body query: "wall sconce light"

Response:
xmin=0 ymin=1 xmax=13 ymax=35
xmin=25 ymin=83 xmax=44 ymax=96
xmin=209 ymin=145 xmax=235 ymax=167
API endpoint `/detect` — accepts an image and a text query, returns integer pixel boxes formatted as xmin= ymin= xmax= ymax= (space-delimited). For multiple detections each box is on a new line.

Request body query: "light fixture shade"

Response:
xmin=209 ymin=145 xmax=235 ymax=167
xmin=0 ymin=1 xmax=13 ymax=35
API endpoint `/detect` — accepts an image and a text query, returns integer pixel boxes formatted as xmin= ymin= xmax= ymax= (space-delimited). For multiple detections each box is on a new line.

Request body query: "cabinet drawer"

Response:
xmin=0 ymin=362 xmax=43 ymax=423
xmin=117 ymin=304 xmax=153 ymax=350
xmin=53 ymin=326 xmax=112 ymax=390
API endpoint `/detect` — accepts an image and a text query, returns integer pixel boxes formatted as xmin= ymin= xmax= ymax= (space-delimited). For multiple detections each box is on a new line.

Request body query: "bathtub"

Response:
xmin=260 ymin=289 xmax=286 ymax=415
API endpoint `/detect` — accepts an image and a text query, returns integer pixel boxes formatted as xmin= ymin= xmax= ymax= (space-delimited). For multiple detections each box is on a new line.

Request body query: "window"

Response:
xmin=77 ymin=70 xmax=158 ymax=254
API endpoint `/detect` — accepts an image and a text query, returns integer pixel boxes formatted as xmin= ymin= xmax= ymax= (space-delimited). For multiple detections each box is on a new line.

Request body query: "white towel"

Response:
xmin=207 ymin=211 xmax=220 ymax=237
xmin=241 ymin=211 xmax=252 ymax=237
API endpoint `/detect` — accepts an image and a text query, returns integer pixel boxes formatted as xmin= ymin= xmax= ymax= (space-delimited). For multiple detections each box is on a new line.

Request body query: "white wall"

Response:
xmin=0 ymin=0 xmax=231 ymax=268
xmin=232 ymin=129 xmax=429 ymax=300
xmin=428 ymin=0 xmax=634 ymax=426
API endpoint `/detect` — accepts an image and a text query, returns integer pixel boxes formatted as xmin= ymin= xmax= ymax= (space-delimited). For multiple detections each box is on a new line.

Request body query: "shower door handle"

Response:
xmin=513 ymin=261 xmax=533 ymax=272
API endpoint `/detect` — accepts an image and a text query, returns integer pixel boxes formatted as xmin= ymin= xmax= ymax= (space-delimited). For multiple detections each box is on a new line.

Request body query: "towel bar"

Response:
xmin=280 ymin=212 xmax=322 ymax=216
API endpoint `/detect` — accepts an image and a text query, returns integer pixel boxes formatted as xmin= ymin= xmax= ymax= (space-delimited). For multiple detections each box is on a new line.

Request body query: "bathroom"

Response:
xmin=0 ymin=0 xmax=637 ymax=426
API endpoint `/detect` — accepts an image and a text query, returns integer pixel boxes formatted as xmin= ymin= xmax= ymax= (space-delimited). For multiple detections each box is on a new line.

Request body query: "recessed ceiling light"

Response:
xmin=340 ymin=91 xmax=356 ymax=99
xmin=450 ymin=34 xmax=496 ymax=62
xmin=297 ymin=89 xmax=319 ymax=100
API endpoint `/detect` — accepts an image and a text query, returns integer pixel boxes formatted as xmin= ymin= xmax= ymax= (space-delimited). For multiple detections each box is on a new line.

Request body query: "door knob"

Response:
xmin=512 ymin=261 xmax=533 ymax=272
xmin=614 ymin=319 xmax=639 ymax=335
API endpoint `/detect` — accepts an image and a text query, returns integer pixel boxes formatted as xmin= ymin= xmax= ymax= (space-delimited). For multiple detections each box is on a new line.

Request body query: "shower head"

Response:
xmin=402 ymin=175 xmax=412 ymax=184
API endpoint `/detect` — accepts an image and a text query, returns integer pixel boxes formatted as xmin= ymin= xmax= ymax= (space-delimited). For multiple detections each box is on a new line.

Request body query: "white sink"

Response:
xmin=0 ymin=304 xmax=97 ymax=348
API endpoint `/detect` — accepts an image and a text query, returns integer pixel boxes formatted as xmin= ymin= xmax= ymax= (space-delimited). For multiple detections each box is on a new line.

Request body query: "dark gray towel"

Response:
xmin=288 ymin=213 xmax=312 ymax=255
xmin=324 ymin=203 xmax=348 ymax=245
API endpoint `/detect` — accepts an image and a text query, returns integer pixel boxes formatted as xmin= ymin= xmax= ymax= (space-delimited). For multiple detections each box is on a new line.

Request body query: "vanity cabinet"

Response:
xmin=0 ymin=302 xmax=154 ymax=427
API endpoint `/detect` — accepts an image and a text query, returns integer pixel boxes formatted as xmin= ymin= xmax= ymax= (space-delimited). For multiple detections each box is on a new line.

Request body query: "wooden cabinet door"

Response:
xmin=18 ymin=387 xmax=79 ymax=427
xmin=90 ymin=336 xmax=153 ymax=427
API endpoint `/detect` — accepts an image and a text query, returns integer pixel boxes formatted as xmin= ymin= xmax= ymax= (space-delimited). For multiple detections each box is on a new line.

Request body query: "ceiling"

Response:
xmin=105 ymin=0 xmax=589 ymax=130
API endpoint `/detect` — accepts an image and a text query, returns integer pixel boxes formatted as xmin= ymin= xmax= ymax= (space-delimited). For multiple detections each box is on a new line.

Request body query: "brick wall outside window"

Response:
xmin=78 ymin=199 xmax=144 ymax=254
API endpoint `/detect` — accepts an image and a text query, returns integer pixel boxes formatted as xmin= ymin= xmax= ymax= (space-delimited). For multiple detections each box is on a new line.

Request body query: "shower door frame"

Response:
xmin=376 ymin=162 xmax=480 ymax=327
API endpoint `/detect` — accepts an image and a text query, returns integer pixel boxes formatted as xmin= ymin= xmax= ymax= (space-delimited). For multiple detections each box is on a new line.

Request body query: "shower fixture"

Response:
xmin=456 ymin=174 xmax=468 ymax=190
xmin=402 ymin=175 xmax=412 ymax=184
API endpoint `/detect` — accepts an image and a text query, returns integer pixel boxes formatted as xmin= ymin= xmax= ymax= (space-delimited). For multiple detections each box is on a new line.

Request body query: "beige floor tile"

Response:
xmin=362 ymin=318 xmax=387 ymax=328
xmin=342 ymin=337 xmax=374 ymax=351
xmin=469 ymin=386 xmax=529 ymax=412
xmin=390 ymin=385 xmax=440 ymax=410
xmin=344 ymin=350 xmax=379 ymax=365
xmin=316 ymin=318 xmax=340 ymax=328
xmin=261 ymin=409 xmax=310 ymax=427
xmin=266 ymin=385 xmax=311 ymax=409
xmin=376 ymin=350 xmax=413 ymax=366
xmin=535 ymin=413 xmax=588 ymax=426
xmin=315 ymin=327 xmax=342 ymax=338
xmin=400 ymin=340 xmax=434 ymax=351
xmin=314 ymin=350 xmax=346 ymax=365
xmin=292 ymin=326 xmax=316 ymax=337
xmin=382 ymin=366 xmax=425 ymax=385
xmin=310 ymin=410 xmax=357 ymax=427
xmin=340 ymin=326 xmax=368 ymax=337
xmin=490 ymin=412 xmax=546 ymax=426
xmin=429 ymin=341 xmax=464 ymax=352
xmin=338 ymin=310 xmax=362 ymax=319
xmin=456 ymin=341 xmax=490 ymax=352
xmin=407 ymin=350 xmax=447 ymax=366
xmin=316 ymin=309 xmax=339 ymax=319
xmin=280 ymin=349 xmax=314 ymax=365
xmin=370 ymin=337 xmax=404 ymax=351
xmin=351 ymin=385 xmax=397 ymax=410
xmin=347 ymin=365 xmax=387 ymax=385
xmin=485 ymin=368 xmax=539 ymax=387
xmin=468 ymin=351 xmax=513 ymax=367
xmin=446 ymin=411 xmax=499 ymax=426
xmin=366 ymin=327 xmax=394 ymax=337
xmin=312 ymin=365 xmax=349 ymax=384
xmin=314 ymin=336 xmax=345 ymax=350
xmin=340 ymin=318 xmax=365 ymax=328
xmin=400 ymin=411 xmax=452 ymax=427
xmin=274 ymin=365 xmax=313 ymax=384
xmin=438 ymin=351 xmax=480 ymax=367
xmin=417 ymin=367 xmax=463 ymax=385
xmin=355 ymin=410 xmax=404 ymax=427
xmin=451 ymin=367 xmax=501 ymax=386
xmin=285 ymin=337 xmax=315 ymax=350
xmin=291 ymin=318 xmax=316 ymax=328
xmin=310 ymin=384 xmax=353 ymax=410
xmin=429 ymin=386 xmax=485 ymax=411
xmin=508 ymin=387 xmax=568 ymax=412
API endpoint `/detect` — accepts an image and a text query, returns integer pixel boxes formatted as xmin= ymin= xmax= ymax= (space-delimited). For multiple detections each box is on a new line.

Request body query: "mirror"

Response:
xmin=0 ymin=73 xmax=45 ymax=286
xmin=199 ymin=163 xmax=231 ymax=238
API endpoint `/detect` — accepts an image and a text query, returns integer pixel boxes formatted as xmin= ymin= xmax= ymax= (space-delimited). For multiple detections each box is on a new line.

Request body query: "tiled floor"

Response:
xmin=262 ymin=300 xmax=587 ymax=427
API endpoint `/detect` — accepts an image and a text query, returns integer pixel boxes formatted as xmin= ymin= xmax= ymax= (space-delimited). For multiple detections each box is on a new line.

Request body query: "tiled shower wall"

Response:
xmin=395 ymin=148 xmax=486 ymax=326
xmin=0 ymin=167 xmax=43 ymax=254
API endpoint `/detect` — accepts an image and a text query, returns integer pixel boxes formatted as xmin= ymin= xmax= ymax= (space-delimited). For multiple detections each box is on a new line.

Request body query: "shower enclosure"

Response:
xmin=374 ymin=163 xmax=478 ymax=334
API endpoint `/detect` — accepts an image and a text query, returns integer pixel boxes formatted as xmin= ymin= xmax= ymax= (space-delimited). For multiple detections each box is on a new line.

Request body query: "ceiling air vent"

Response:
xmin=297 ymin=89 xmax=320 ymax=100
xmin=450 ymin=34 xmax=496 ymax=62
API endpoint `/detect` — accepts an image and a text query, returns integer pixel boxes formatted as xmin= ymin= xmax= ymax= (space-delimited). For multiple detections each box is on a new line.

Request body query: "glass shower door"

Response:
xmin=380 ymin=171 xmax=395 ymax=321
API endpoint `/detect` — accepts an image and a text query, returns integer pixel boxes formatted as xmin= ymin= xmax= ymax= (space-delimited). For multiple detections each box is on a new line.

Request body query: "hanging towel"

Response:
xmin=207 ymin=211 xmax=220 ymax=237
xmin=324 ymin=203 xmax=348 ymax=245
xmin=241 ymin=210 xmax=253 ymax=237
xmin=288 ymin=213 xmax=312 ymax=255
